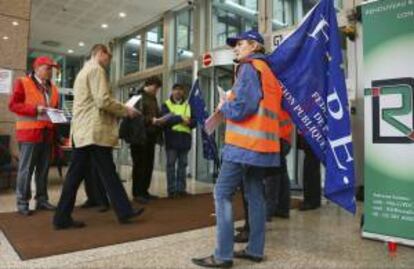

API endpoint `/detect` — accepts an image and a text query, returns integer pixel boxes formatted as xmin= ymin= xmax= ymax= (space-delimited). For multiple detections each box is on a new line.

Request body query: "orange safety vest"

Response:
xmin=224 ymin=59 xmax=282 ymax=153
xmin=279 ymin=109 xmax=293 ymax=144
xmin=15 ymin=77 xmax=59 ymax=131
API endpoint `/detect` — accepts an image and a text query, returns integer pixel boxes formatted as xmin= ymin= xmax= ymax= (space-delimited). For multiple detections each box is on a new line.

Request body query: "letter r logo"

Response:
xmin=366 ymin=78 xmax=414 ymax=143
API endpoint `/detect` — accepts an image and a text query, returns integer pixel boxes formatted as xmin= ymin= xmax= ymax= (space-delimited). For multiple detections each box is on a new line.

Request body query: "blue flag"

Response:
xmin=266 ymin=0 xmax=356 ymax=213
xmin=188 ymin=79 xmax=220 ymax=165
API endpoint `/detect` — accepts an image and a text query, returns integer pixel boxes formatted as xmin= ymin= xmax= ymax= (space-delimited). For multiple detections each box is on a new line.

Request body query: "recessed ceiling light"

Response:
xmin=119 ymin=12 xmax=126 ymax=18
xmin=78 ymin=41 xmax=85 ymax=47
xmin=12 ymin=21 xmax=19 ymax=26
xmin=101 ymin=23 xmax=108 ymax=29
xmin=2 ymin=36 xmax=9 ymax=40
xmin=68 ymin=49 xmax=74 ymax=54
xmin=132 ymin=52 xmax=137 ymax=56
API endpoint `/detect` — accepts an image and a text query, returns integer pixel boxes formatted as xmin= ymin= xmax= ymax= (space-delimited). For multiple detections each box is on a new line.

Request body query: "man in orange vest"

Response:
xmin=9 ymin=56 xmax=60 ymax=216
xmin=192 ymin=30 xmax=283 ymax=268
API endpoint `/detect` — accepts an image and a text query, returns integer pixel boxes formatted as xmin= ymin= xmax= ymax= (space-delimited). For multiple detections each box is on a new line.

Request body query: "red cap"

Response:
xmin=32 ymin=56 xmax=59 ymax=69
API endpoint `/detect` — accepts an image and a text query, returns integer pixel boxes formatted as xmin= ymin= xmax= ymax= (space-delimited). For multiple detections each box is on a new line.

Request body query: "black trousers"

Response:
xmin=130 ymin=142 xmax=156 ymax=197
xmin=84 ymin=160 xmax=109 ymax=207
xmin=303 ymin=143 xmax=321 ymax=207
xmin=54 ymin=145 xmax=133 ymax=226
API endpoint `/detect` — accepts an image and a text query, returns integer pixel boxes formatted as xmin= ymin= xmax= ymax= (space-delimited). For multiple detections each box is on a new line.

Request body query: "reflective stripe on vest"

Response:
xmin=279 ymin=109 xmax=293 ymax=144
xmin=165 ymin=99 xmax=191 ymax=134
xmin=225 ymin=58 xmax=282 ymax=153
xmin=16 ymin=77 xmax=59 ymax=130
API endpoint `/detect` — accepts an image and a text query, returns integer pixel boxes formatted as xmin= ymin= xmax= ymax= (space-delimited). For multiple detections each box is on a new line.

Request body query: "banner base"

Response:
xmin=362 ymin=232 xmax=414 ymax=247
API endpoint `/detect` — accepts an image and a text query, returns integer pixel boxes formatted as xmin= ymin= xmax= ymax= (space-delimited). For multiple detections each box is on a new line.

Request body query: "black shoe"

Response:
xmin=234 ymin=249 xmax=263 ymax=262
xmin=119 ymin=207 xmax=145 ymax=224
xmin=36 ymin=201 xmax=56 ymax=211
xmin=54 ymin=220 xmax=86 ymax=230
xmin=134 ymin=196 xmax=149 ymax=204
xmin=80 ymin=200 xmax=98 ymax=209
xmin=274 ymin=211 xmax=290 ymax=219
xmin=234 ymin=230 xmax=249 ymax=243
xmin=18 ymin=208 xmax=32 ymax=216
xmin=97 ymin=205 xmax=109 ymax=213
xmin=146 ymin=194 xmax=159 ymax=200
xmin=299 ymin=203 xmax=320 ymax=211
xmin=192 ymin=255 xmax=233 ymax=268
xmin=235 ymin=226 xmax=247 ymax=233
xmin=178 ymin=191 xmax=189 ymax=197
xmin=168 ymin=193 xmax=178 ymax=199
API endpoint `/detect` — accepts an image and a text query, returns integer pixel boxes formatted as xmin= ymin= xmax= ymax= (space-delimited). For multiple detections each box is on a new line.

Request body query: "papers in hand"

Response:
xmin=217 ymin=85 xmax=226 ymax=102
xmin=204 ymin=111 xmax=224 ymax=136
xmin=46 ymin=108 xmax=68 ymax=123
xmin=125 ymin=95 xmax=142 ymax=108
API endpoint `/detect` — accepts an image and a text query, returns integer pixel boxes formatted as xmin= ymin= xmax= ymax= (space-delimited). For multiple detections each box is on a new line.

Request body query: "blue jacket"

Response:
xmin=220 ymin=53 xmax=280 ymax=167
xmin=161 ymin=97 xmax=196 ymax=151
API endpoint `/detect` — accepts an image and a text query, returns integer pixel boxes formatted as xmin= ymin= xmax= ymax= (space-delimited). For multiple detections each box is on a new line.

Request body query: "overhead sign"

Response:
xmin=0 ymin=69 xmax=13 ymax=94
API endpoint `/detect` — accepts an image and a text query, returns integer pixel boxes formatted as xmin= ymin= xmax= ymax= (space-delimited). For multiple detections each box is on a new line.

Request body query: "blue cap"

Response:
xmin=226 ymin=30 xmax=264 ymax=47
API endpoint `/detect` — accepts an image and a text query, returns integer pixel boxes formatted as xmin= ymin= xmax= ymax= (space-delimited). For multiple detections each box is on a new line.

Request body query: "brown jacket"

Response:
xmin=71 ymin=61 xmax=128 ymax=148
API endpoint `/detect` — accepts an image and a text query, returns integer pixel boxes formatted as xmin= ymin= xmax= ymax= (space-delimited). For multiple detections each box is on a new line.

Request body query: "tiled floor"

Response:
xmin=0 ymin=167 xmax=413 ymax=269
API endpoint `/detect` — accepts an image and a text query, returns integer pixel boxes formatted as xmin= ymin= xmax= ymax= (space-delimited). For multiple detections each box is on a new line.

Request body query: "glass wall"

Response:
xmin=175 ymin=9 xmax=194 ymax=62
xmin=122 ymin=35 xmax=141 ymax=75
xmin=212 ymin=0 xmax=259 ymax=48
xmin=146 ymin=24 xmax=164 ymax=68
xmin=272 ymin=0 xmax=295 ymax=30
xmin=272 ymin=0 xmax=343 ymax=31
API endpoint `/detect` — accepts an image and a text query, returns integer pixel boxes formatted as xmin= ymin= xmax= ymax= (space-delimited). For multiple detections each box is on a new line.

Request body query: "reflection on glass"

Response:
xmin=176 ymin=10 xmax=194 ymax=62
xmin=146 ymin=24 xmax=164 ymax=68
xmin=123 ymin=35 xmax=141 ymax=75
xmin=272 ymin=0 xmax=295 ymax=30
xmin=175 ymin=68 xmax=193 ymax=91
xmin=212 ymin=0 xmax=259 ymax=48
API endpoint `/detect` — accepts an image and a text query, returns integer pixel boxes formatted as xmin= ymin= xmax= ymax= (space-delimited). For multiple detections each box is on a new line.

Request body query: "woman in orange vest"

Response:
xmin=8 ymin=56 xmax=60 ymax=216
xmin=192 ymin=30 xmax=283 ymax=268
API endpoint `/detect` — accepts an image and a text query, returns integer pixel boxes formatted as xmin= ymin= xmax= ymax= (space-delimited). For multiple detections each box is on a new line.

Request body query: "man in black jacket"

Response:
xmin=130 ymin=77 xmax=163 ymax=204
xmin=160 ymin=84 xmax=196 ymax=198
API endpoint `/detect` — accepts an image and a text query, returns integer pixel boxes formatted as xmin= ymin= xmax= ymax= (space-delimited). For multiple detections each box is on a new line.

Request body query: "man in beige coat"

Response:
xmin=53 ymin=44 xmax=144 ymax=230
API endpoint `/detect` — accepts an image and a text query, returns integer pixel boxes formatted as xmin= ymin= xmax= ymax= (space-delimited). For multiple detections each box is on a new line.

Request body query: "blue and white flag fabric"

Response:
xmin=266 ymin=0 xmax=356 ymax=213
xmin=188 ymin=79 xmax=220 ymax=165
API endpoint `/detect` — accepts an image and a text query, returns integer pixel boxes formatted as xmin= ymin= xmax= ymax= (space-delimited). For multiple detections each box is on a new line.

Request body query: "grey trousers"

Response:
xmin=16 ymin=142 xmax=51 ymax=209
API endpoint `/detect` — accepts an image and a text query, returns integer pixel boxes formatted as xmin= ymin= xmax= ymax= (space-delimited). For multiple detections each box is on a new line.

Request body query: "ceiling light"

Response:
xmin=101 ymin=23 xmax=108 ymax=29
xmin=68 ymin=49 xmax=74 ymax=54
xmin=2 ymin=36 xmax=9 ymax=40
xmin=78 ymin=41 xmax=85 ymax=47
xmin=132 ymin=52 xmax=137 ymax=56
xmin=119 ymin=12 xmax=126 ymax=18
xmin=12 ymin=21 xmax=19 ymax=26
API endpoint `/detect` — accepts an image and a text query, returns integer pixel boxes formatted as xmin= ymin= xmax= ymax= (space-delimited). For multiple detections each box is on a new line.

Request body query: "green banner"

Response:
xmin=362 ymin=0 xmax=414 ymax=246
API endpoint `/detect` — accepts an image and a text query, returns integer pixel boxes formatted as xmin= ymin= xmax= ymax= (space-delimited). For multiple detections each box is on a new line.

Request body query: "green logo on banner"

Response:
xmin=366 ymin=78 xmax=414 ymax=143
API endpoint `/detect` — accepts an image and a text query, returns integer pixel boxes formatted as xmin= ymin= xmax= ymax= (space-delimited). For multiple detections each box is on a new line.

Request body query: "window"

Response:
xmin=272 ymin=0 xmax=295 ymax=30
xmin=145 ymin=24 xmax=164 ymax=68
xmin=212 ymin=0 xmax=259 ymax=48
xmin=176 ymin=9 xmax=194 ymax=62
xmin=122 ymin=35 xmax=141 ymax=75
xmin=272 ymin=0 xmax=343 ymax=31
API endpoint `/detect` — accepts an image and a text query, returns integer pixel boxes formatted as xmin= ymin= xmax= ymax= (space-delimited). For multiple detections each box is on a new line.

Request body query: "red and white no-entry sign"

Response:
xmin=202 ymin=53 xmax=213 ymax=68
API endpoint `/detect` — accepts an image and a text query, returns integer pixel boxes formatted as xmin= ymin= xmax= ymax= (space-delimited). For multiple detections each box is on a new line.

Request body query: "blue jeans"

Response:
xmin=166 ymin=149 xmax=188 ymax=195
xmin=214 ymin=160 xmax=267 ymax=261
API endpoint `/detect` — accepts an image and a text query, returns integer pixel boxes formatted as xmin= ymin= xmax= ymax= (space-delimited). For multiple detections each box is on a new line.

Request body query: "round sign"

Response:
xmin=203 ymin=53 xmax=212 ymax=67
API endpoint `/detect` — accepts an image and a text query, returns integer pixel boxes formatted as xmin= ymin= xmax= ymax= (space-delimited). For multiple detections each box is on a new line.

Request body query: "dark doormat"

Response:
xmin=0 ymin=193 xmax=242 ymax=260
xmin=0 ymin=193 xmax=301 ymax=260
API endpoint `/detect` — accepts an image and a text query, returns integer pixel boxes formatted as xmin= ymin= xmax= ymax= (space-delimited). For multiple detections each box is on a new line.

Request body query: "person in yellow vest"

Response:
xmin=159 ymin=84 xmax=196 ymax=198
xmin=8 ymin=56 xmax=60 ymax=216
xmin=192 ymin=30 xmax=283 ymax=268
